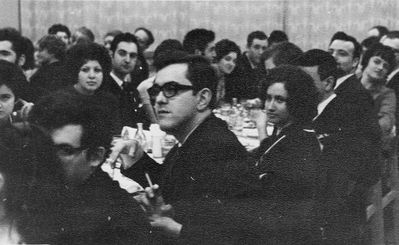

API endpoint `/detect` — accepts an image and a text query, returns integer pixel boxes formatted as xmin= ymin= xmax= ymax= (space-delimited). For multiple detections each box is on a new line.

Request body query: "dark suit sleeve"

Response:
xmin=121 ymin=153 xmax=164 ymax=188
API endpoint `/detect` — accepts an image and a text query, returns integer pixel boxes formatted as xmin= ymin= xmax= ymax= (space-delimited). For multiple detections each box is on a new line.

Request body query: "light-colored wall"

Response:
xmin=0 ymin=0 xmax=20 ymax=31
xmin=18 ymin=0 xmax=399 ymax=51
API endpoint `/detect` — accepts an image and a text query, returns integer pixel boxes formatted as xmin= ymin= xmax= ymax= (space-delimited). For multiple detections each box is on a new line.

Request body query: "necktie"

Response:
xmin=271 ymin=126 xmax=278 ymax=138
xmin=122 ymin=81 xmax=129 ymax=92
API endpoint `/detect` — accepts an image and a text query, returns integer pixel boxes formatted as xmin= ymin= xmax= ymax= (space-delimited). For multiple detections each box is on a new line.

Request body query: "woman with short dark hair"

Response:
xmin=213 ymin=39 xmax=241 ymax=104
xmin=250 ymin=65 xmax=322 ymax=244
xmin=62 ymin=42 xmax=121 ymax=133
xmin=360 ymin=43 xmax=396 ymax=156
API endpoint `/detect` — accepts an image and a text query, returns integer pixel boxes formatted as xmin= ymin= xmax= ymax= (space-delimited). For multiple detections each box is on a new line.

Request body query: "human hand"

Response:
xmin=14 ymin=99 xmax=34 ymax=121
xmin=253 ymin=109 xmax=267 ymax=141
xmin=149 ymin=215 xmax=182 ymax=238
xmin=137 ymin=76 xmax=155 ymax=103
xmin=107 ymin=138 xmax=144 ymax=169
xmin=140 ymin=184 xmax=181 ymax=238
xmin=20 ymin=100 xmax=34 ymax=120
xmin=135 ymin=184 xmax=174 ymax=217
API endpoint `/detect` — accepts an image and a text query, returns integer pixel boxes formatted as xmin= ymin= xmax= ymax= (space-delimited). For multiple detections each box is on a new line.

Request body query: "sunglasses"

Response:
xmin=149 ymin=81 xmax=194 ymax=98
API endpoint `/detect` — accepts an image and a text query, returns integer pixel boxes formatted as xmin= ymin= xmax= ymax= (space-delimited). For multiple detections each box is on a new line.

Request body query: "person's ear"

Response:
xmin=324 ymin=76 xmax=336 ymax=91
xmin=194 ymin=49 xmax=202 ymax=56
xmin=18 ymin=54 xmax=26 ymax=67
xmin=196 ymin=88 xmax=212 ymax=111
xmin=352 ymin=57 xmax=360 ymax=69
xmin=88 ymin=147 xmax=106 ymax=167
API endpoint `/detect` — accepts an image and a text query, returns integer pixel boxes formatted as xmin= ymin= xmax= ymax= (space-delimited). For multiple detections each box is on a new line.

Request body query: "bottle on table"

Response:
xmin=134 ymin=122 xmax=148 ymax=152
xmin=150 ymin=124 xmax=164 ymax=158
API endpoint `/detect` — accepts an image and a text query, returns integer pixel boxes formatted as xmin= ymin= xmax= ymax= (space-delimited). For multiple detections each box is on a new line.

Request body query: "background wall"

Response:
xmin=0 ymin=0 xmax=20 ymax=30
xmin=17 ymin=0 xmax=399 ymax=51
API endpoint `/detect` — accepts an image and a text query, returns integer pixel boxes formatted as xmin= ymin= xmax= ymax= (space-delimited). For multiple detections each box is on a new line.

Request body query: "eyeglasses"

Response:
xmin=149 ymin=81 xmax=194 ymax=98
xmin=54 ymin=144 xmax=87 ymax=157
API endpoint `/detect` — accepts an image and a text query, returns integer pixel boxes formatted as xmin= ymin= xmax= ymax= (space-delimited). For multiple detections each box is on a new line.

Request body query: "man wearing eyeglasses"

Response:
xmin=120 ymin=51 xmax=253 ymax=243
xmin=29 ymin=91 xmax=152 ymax=244
xmin=102 ymin=32 xmax=142 ymax=128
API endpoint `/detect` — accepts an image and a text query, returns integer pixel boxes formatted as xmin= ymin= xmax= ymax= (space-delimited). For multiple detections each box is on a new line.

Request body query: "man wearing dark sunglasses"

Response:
xmin=121 ymin=51 xmax=252 ymax=243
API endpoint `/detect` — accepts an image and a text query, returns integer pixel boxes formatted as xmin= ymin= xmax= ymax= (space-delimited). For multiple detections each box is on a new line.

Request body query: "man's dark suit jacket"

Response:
xmin=225 ymin=53 xmax=264 ymax=101
xmin=123 ymin=114 xmax=253 ymax=244
xmin=101 ymin=74 xmax=140 ymax=128
xmin=55 ymin=168 xmax=152 ymax=245
xmin=335 ymin=74 xmax=381 ymax=140
xmin=313 ymin=94 xmax=381 ymax=243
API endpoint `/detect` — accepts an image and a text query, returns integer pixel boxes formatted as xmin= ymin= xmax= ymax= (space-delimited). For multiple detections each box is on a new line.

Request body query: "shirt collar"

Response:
xmin=176 ymin=114 xmax=211 ymax=147
xmin=387 ymin=68 xmax=399 ymax=82
xmin=334 ymin=73 xmax=353 ymax=90
xmin=245 ymin=52 xmax=257 ymax=69
xmin=316 ymin=93 xmax=337 ymax=116
xmin=110 ymin=71 xmax=126 ymax=88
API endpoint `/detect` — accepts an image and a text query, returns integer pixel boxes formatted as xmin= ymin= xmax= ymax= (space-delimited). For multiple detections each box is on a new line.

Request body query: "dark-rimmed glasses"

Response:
xmin=149 ymin=81 xmax=194 ymax=98
xmin=54 ymin=144 xmax=88 ymax=157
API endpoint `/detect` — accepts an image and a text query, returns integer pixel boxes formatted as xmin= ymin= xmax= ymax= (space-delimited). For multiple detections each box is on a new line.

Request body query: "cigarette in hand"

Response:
xmin=145 ymin=172 xmax=153 ymax=188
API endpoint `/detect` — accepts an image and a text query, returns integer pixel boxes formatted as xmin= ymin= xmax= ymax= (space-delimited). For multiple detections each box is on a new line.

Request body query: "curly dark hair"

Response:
xmin=260 ymin=65 xmax=318 ymax=126
xmin=64 ymin=42 xmax=111 ymax=85
xmin=37 ymin=34 xmax=66 ymax=61
xmin=361 ymin=42 xmax=396 ymax=75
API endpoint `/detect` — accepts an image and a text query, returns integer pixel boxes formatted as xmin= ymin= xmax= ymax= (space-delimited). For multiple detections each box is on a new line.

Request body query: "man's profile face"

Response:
xmin=328 ymin=39 xmax=357 ymax=75
xmin=51 ymin=124 xmax=94 ymax=186
xmin=56 ymin=31 xmax=69 ymax=45
xmin=300 ymin=66 xmax=328 ymax=101
xmin=112 ymin=41 xmax=138 ymax=76
xmin=134 ymin=29 xmax=149 ymax=51
xmin=103 ymin=35 xmax=114 ymax=51
xmin=154 ymin=63 xmax=198 ymax=135
xmin=0 ymin=40 xmax=18 ymax=64
xmin=36 ymin=48 xmax=54 ymax=66
xmin=203 ymin=41 xmax=216 ymax=62
xmin=247 ymin=38 xmax=268 ymax=65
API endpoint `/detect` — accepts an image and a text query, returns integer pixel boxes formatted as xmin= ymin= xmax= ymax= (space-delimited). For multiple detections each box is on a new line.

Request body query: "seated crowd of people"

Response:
xmin=0 ymin=23 xmax=397 ymax=244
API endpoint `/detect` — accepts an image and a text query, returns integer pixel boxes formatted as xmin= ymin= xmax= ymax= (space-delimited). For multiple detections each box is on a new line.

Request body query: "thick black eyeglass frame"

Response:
xmin=54 ymin=144 xmax=88 ymax=156
xmin=149 ymin=81 xmax=194 ymax=98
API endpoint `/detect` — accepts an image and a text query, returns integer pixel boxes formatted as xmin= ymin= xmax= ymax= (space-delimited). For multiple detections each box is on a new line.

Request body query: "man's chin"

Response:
xmin=336 ymin=68 xmax=347 ymax=78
